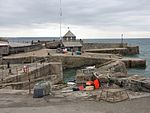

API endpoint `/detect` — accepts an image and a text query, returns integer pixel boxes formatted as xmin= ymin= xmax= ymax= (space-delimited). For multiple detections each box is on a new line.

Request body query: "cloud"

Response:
xmin=0 ymin=0 xmax=150 ymax=37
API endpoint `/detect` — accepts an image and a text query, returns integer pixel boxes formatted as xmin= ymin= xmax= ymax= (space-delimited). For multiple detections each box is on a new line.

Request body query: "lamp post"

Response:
xmin=121 ymin=34 xmax=124 ymax=48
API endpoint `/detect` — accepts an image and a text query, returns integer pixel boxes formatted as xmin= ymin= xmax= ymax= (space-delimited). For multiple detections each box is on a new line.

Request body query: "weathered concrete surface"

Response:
xmin=2 ymin=48 xmax=146 ymax=69
xmin=76 ymin=69 xmax=95 ymax=84
xmin=45 ymin=41 xmax=60 ymax=49
xmin=9 ymin=43 xmax=42 ymax=54
xmin=76 ymin=60 xmax=128 ymax=84
xmin=83 ymin=43 xmax=128 ymax=50
xmin=2 ymin=49 xmax=54 ymax=64
xmin=99 ymin=60 xmax=127 ymax=74
xmin=85 ymin=46 xmax=139 ymax=55
xmin=120 ymin=58 xmax=146 ymax=68
xmin=111 ymin=75 xmax=150 ymax=93
xmin=127 ymin=46 xmax=139 ymax=55
xmin=50 ymin=55 xmax=111 ymax=69
xmin=85 ymin=48 xmax=128 ymax=55
xmin=0 ymin=91 xmax=150 ymax=113
xmin=0 ymin=62 xmax=63 ymax=89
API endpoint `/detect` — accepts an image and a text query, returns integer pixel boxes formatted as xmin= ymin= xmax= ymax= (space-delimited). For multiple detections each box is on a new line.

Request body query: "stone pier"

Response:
xmin=85 ymin=46 xmax=139 ymax=55
xmin=0 ymin=62 xmax=63 ymax=89
xmin=120 ymin=58 xmax=146 ymax=68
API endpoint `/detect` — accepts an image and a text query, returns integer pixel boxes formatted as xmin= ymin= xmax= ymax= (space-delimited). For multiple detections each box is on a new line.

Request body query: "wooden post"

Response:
xmin=27 ymin=70 xmax=31 ymax=95
xmin=23 ymin=65 xmax=31 ymax=94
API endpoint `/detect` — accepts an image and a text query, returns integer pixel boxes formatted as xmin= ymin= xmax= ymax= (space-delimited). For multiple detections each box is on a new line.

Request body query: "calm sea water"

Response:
xmin=8 ymin=37 xmax=150 ymax=80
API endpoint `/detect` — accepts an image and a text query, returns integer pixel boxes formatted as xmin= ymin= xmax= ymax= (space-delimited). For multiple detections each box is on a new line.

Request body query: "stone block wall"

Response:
xmin=83 ymin=43 xmax=128 ymax=50
xmin=3 ymin=56 xmax=44 ymax=64
xmin=3 ymin=62 xmax=63 ymax=89
xmin=85 ymin=46 xmax=139 ymax=55
xmin=85 ymin=48 xmax=128 ymax=55
xmin=126 ymin=46 xmax=139 ymax=55
xmin=50 ymin=55 xmax=111 ymax=69
xmin=49 ymin=62 xmax=63 ymax=84
xmin=9 ymin=44 xmax=42 ymax=54
xmin=121 ymin=59 xmax=146 ymax=68
xmin=45 ymin=41 xmax=60 ymax=49
xmin=0 ymin=46 xmax=9 ymax=55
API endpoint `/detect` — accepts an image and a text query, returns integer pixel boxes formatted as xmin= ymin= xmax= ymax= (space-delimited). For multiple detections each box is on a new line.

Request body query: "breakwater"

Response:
xmin=85 ymin=46 xmax=139 ymax=55
xmin=49 ymin=55 xmax=111 ymax=69
xmin=83 ymin=43 xmax=127 ymax=50
xmin=0 ymin=62 xmax=63 ymax=89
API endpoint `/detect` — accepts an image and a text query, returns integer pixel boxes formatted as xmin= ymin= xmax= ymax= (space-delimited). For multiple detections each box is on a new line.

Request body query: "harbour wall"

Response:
xmin=85 ymin=46 xmax=139 ymax=55
xmin=45 ymin=41 xmax=60 ymax=49
xmin=50 ymin=55 xmax=146 ymax=69
xmin=83 ymin=43 xmax=128 ymax=50
xmin=120 ymin=58 xmax=146 ymax=68
xmin=3 ymin=55 xmax=146 ymax=69
xmin=9 ymin=44 xmax=42 ymax=54
xmin=3 ymin=56 xmax=43 ymax=64
xmin=2 ymin=62 xmax=63 ymax=89
xmin=126 ymin=46 xmax=139 ymax=55
xmin=36 ymin=41 xmax=139 ymax=55
xmin=49 ymin=55 xmax=111 ymax=69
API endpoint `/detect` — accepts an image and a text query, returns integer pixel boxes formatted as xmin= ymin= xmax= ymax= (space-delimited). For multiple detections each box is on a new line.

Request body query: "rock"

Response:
xmin=76 ymin=69 xmax=95 ymax=85
xmin=111 ymin=72 xmax=127 ymax=78
xmin=75 ymin=60 xmax=128 ymax=86
xmin=111 ymin=75 xmax=150 ymax=93
xmin=99 ymin=60 xmax=127 ymax=74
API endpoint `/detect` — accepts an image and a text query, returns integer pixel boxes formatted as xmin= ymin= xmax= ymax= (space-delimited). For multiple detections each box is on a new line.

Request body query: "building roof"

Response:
xmin=63 ymin=30 xmax=76 ymax=37
xmin=62 ymin=41 xmax=82 ymax=47
xmin=0 ymin=41 xmax=9 ymax=46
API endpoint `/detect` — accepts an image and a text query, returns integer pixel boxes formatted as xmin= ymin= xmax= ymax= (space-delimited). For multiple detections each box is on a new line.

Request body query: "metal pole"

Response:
xmin=121 ymin=34 xmax=123 ymax=47
xmin=60 ymin=0 xmax=62 ymax=41
xmin=25 ymin=66 xmax=31 ymax=95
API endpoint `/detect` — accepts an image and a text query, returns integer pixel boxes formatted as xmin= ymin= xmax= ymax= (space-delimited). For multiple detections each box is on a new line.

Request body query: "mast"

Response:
xmin=121 ymin=34 xmax=124 ymax=47
xmin=59 ymin=0 xmax=62 ymax=40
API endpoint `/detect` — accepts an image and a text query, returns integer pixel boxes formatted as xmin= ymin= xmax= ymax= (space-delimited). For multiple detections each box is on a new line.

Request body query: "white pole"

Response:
xmin=121 ymin=34 xmax=124 ymax=47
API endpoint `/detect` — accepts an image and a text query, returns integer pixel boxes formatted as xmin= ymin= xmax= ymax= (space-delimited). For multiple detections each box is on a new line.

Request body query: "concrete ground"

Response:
xmin=0 ymin=93 xmax=150 ymax=113
xmin=3 ymin=49 xmax=120 ymax=59
xmin=0 ymin=87 xmax=150 ymax=113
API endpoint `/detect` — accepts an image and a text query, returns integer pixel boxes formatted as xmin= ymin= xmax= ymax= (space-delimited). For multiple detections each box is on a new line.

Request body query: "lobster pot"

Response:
xmin=33 ymin=81 xmax=51 ymax=98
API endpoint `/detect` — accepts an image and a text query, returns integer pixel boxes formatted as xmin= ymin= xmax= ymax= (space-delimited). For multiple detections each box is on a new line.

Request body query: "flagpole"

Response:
xmin=121 ymin=34 xmax=124 ymax=47
xmin=59 ymin=0 xmax=62 ymax=40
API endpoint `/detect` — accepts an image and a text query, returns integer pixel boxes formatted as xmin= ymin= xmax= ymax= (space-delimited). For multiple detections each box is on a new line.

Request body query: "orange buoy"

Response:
xmin=94 ymin=79 xmax=100 ymax=89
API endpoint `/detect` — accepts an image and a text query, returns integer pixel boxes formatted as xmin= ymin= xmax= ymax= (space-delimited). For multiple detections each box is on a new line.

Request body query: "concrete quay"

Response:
xmin=85 ymin=46 xmax=139 ymax=55
xmin=0 ymin=62 xmax=63 ymax=89
xmin=120 ymin=58 xmax=146 ymax=68
xmin=1 ymin=48 xmax=146 ymax=69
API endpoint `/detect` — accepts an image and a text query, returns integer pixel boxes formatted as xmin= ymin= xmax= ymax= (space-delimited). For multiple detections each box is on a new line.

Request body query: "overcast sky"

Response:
xmin=0 ymin=0 xmax=150 ymax=38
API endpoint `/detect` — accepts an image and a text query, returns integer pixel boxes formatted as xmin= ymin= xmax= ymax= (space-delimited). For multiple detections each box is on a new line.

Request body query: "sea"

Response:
xmin=8 ymin=37 xmax=150 ymax=82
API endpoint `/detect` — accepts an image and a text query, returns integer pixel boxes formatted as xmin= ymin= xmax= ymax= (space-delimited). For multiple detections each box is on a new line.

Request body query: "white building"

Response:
xmin=62 ymin=30 xmax=83 ymax=52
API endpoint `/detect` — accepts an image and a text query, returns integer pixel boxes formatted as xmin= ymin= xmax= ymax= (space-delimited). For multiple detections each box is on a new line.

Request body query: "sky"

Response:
xmin=0 ymin=0 xmax=150 ymax=38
